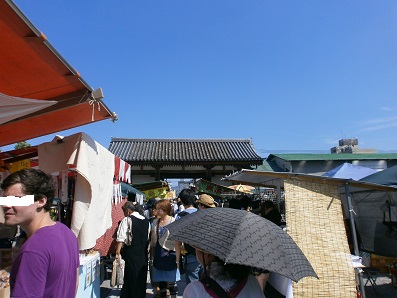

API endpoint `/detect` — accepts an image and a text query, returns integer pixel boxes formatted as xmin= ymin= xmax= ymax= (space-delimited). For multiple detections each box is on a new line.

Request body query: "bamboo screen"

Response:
xmin=284 ymin=179 xmax=356 ymax=298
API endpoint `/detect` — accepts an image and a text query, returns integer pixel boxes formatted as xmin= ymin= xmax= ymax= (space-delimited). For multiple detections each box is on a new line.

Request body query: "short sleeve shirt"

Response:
xmin=10 ymin=222 xmax=79 ymax=298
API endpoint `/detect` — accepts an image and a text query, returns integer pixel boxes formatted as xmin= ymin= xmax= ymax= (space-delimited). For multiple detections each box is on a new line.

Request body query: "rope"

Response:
xmin=88 ymin=98 xmax=101 ymax=121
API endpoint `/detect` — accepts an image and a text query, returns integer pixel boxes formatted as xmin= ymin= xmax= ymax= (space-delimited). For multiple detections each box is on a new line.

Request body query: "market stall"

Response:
xmin=223 ymin=169 xmax=397 ymax=298
xmin=0 ymin=1 xmax=119 ymax=296
xmin=195 ymin=178 xmax=238 ymax=198
xmin=132 ymin=181 xmax=171 ymax=201
xmin=37 ymin=132 xmax=131 ymax=254
xmin=0 ymin=132 xmax=133 ymax=297
xmin=0 ymin=0 xmax=117 ymax=148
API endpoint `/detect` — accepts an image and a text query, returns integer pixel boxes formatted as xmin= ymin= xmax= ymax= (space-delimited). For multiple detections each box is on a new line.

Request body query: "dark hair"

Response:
xmin=131 ymin=202 xmax=144 ymax=216
xmin=228 ymin=198 xmax=241 ymax=210
xmin=211 ymin=256 xmax=250 ymax=281
xmin=122 ymin=201 xmax=144 ymax=216
xmin=240 ymin=195 xmax=252 ymax=210
xmin=262 ymin=200 xmax=276 ymax=209
xmin=1 ymin=168 xmax=55 ymax=212
xmin=178 ymin=188 xmax=196 ymax=207
xmin=224 ymin=263 xmax=251 ymax=281
xmin=156 ymin=199 xmax=172 ymax=215
xmin=260 ymin=200 xmax=276 ymax=217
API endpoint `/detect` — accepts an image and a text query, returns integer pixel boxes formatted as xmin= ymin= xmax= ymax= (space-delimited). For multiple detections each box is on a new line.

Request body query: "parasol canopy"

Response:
xmin=227 ymin=184 xmax=255 ymax=193
xmin=166 ymin=208 xmax=317 ymax=282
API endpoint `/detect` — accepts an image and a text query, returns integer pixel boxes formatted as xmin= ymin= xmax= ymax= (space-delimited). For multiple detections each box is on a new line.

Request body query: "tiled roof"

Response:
xmin=109 ymin=138 xmax=263 ymax=165
xmin=267 ymin=153 xmax=397 ymax=161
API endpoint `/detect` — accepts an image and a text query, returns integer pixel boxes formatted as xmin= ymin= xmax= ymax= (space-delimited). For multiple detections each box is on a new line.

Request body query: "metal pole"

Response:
xmin=345 ymin=182 xmax=366 ymax=298
xmin=276 ymin=185 xmax=281 ymax=206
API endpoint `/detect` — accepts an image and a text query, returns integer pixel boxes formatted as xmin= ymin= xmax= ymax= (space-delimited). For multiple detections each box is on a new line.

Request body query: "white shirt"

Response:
xmin=116 ymin=212 xmax=149 ymax=243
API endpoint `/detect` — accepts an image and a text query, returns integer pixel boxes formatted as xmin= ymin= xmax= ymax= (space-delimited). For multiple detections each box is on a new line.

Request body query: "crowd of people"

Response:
xmin=1 ymin=169 xmax=281 ymax=298
xmin=0 ymin=168 xmax=282 ymax=298
xmin=114 ymin=188 xmax=282 ymax=298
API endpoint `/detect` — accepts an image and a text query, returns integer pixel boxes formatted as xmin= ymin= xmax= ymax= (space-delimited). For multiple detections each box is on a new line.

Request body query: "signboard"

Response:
xmin=142 ymin=187 xmax=168 ymax=199
xmin=196 ymin=179 xmax=236 ymax=197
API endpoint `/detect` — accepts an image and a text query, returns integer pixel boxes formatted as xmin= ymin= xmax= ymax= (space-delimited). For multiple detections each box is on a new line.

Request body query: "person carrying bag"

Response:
xmin=153 ymin=219 xmax=177 ymax=271
xmin=115 ymin=201 xmax=150 ymax=298
xmin=150 ymin=199 xmax=180 ymax=297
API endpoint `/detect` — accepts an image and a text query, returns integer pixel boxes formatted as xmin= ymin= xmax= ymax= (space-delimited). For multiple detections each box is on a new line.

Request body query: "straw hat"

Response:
xmin=197 ymin=194 xmax=217 ymax=208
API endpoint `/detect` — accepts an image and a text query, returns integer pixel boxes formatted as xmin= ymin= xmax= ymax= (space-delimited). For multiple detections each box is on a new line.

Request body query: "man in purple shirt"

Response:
xmin=1 ymin=169 xmax=79 ymax=298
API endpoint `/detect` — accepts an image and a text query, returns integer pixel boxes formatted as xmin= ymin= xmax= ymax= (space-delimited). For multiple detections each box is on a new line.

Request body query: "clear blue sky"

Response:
xmin=7 ymin=0 xmax=397 ymax=155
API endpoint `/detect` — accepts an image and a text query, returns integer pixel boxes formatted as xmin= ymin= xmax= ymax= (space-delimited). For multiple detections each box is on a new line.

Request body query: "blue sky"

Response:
xmin=6 ymin=0 xmax=397 ymax=155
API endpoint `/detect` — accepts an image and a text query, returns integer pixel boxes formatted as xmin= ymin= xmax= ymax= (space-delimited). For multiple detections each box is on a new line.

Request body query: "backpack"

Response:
xmin=178 ymin=211 xmax=196 ymax=255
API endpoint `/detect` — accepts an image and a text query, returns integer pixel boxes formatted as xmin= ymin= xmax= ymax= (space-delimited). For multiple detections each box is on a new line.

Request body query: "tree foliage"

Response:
xmin=14 ymin=141 xmax=31 ymax=149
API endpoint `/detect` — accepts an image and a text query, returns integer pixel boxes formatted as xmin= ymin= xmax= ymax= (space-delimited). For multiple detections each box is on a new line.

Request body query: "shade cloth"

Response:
xmin=0 ymin=92 xmax=56 ymax=125
xmin=360 ymin=165 xmax=397 ymax=187
xmin=347 ymin=166 xmax=397 ymax=257
xmin=323 ymin=162 xmax=377 ymax=180
xmin=284 ymin=180 xmax=356 ymax=297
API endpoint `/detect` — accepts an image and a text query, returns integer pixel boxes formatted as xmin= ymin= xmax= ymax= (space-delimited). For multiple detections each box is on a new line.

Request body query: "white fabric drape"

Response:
xmin=38 ymin=132 xmax=115 ymax=250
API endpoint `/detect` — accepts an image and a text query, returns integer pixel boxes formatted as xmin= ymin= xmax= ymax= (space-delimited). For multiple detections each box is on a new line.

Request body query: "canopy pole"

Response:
xmin=276 ymin=185 xmax=281 ymax=207
xmin=345 ymin=182 xmax=366 ymax=298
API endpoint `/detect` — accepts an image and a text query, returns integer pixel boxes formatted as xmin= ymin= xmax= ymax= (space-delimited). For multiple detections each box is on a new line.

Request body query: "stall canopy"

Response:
xmin=195 ymin=178 xmax=246 ymax=198
xmin=350 ymin=166 xmax=397 ymax=257
xmin=322 ymin=162 xmax=377 ymax=180
xmin=0 ymin=0 xmax=117 ymax=147
xmin=121 ymin=182 xmax=144 ymax=198
xmin=360 ymin=165 xmax=397 ymax=187
xmin=223 ymin=169 xmax=394 ymax=192
xmin=0 ymin=146 xmax=38 ymax=164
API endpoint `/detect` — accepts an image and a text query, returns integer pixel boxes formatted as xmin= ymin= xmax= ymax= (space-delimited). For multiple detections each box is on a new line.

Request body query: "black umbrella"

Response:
xmin=166 ymin=208 xmax=317 ymax=282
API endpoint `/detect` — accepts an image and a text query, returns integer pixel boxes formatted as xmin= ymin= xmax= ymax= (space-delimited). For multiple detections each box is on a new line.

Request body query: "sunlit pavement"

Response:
xmin=100 ymin=267 xmax=397 ymax=298
xmin=100 ymin=269 xmax=186 ymax=298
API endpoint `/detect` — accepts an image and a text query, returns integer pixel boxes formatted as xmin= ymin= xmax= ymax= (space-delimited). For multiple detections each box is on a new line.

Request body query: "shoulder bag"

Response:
xmin=124 ymin=216 xmax=133 ymax=246
xmin=153 ymin=220 xmax=177 ymax=271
